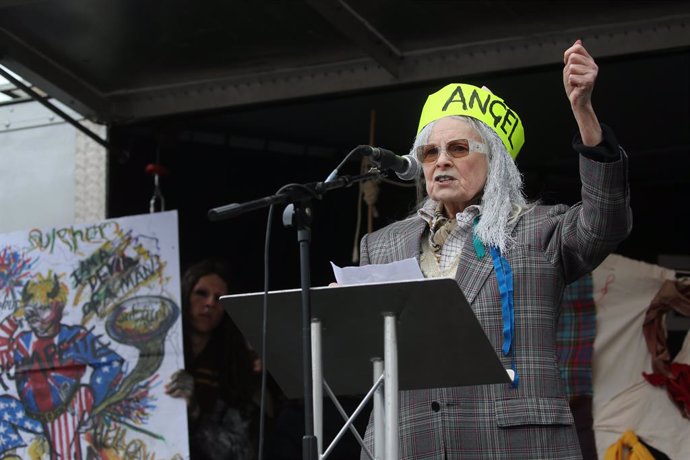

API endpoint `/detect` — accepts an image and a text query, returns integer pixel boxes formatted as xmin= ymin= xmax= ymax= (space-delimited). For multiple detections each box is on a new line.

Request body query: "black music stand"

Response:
xmin=222 ymin=278 xmax=510 ymax=459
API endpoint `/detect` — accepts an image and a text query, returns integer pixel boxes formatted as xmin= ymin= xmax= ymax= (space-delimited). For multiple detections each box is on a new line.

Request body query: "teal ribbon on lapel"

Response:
xmin=474 ymin=218 xmax=519 ymax=387
xmin=472 ymin=216 xmax=485 ymax=259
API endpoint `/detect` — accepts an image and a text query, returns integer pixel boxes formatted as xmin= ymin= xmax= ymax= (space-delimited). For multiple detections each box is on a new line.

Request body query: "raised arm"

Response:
xmin=563 ymin=39 xmax=602 ymax=147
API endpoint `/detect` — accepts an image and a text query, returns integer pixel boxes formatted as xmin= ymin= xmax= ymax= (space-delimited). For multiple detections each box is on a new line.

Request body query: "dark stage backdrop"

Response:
xmin=108 ymin=48 xmax=690 ymax=294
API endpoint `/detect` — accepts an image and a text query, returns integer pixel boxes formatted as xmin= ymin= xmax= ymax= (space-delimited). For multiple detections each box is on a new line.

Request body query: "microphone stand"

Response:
xmin=209 ymin=170 xmax=382 ymax=460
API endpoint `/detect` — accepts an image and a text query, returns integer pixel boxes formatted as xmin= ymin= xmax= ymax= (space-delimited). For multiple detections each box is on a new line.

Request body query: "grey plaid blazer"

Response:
xmin=360 ymin=153 xmax=631 ymax=460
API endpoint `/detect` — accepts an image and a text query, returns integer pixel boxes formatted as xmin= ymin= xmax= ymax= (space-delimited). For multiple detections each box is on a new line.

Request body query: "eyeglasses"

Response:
xmin=415 ymin=138 xmax=488 ymax=163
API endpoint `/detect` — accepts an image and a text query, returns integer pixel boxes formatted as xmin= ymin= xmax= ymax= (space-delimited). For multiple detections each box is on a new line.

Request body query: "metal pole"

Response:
xmin=323 ymin=381 xmax=374 ymax=459
xmin=311 ymin=319 xmax=323 ymax=456
xmin=322 ymin=376 xmax=383 ymax=459
xmin=383 ymin=314 xmax=399 ymax=460
xmin=298 ymin=220 xmax=318 ymax=460
xmin=372 ymin=358 xmax=384 ymax=460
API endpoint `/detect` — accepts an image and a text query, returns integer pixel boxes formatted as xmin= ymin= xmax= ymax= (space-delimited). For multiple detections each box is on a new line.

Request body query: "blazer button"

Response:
xmin=431 ymin=401 xmax=441 ymax=412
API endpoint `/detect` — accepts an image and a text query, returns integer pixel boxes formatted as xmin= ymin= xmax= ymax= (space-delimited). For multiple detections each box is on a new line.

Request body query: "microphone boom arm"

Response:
xmin=207 ymin=170 xmax=382 ymax=222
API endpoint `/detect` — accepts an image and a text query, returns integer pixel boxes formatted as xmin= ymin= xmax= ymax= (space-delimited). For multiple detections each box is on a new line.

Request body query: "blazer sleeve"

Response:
xmin=359 ymin=232 xmax=371 ymax=266
xmin=541 ymin=125 xmax=633 ymax=283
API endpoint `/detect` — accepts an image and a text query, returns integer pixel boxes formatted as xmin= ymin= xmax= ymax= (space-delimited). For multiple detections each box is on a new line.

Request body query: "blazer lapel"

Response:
xmin=455 ymin=213 xmax=524 ymax=305
xmin=396 ymin=218 xmax=426 ymax=261
xmin=455 ymin=236 xmax=494 ymax=305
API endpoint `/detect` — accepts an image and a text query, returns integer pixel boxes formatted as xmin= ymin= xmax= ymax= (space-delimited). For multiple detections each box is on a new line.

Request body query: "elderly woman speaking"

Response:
xmin=359 ymin=40 xmax=632 ymax=459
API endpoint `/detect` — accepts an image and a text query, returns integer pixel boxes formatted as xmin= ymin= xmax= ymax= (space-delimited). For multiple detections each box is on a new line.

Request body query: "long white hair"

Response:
xmin=412 ymin=115 xmax=531 ymax=254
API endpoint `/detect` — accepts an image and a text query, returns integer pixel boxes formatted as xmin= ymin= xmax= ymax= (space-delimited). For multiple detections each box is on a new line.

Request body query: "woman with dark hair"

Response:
xmin=166 ymin=259 xmax=259 ymax=460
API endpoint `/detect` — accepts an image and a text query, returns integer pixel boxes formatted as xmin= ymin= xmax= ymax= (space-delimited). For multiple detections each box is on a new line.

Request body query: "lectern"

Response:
xmin=222 ymin=278 xmax=510 ymax=459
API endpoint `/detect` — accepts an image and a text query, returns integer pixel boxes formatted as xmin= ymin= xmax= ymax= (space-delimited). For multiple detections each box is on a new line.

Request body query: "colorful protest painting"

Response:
xmin=0 ymin=211 xmax=186 ymax=459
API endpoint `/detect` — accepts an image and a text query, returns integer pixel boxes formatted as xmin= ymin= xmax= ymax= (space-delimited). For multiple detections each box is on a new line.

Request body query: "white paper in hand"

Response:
xmin=330 ymin=257 xmax=424 ymax=285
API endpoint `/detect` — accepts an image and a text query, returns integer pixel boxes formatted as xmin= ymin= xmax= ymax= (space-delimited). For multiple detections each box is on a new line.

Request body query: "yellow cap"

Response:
xmin=417 ymin=83 xmax=524 ymax=159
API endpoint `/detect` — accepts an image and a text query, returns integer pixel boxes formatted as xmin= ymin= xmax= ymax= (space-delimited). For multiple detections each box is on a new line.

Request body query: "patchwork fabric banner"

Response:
xmin=0 ymin=211 xmax=186 ymax=459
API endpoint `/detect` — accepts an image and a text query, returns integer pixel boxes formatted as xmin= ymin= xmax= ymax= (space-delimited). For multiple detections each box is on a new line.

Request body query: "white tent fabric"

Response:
xmin=592 ymin=254 xmax=689 ymax=459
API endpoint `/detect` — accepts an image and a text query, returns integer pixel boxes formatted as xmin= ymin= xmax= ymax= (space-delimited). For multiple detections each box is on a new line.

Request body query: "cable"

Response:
xmin=275 ymin=182 xmax=319 ymax=198
xmin=258 ymin=182 xmax=313 ymax=460
xmin=324 ymin=145 xmax=367 ymax=182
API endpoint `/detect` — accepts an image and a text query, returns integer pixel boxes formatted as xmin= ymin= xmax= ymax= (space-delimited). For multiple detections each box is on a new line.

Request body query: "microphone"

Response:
xmin=366 ymin=146 xmax=421 ymax=181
